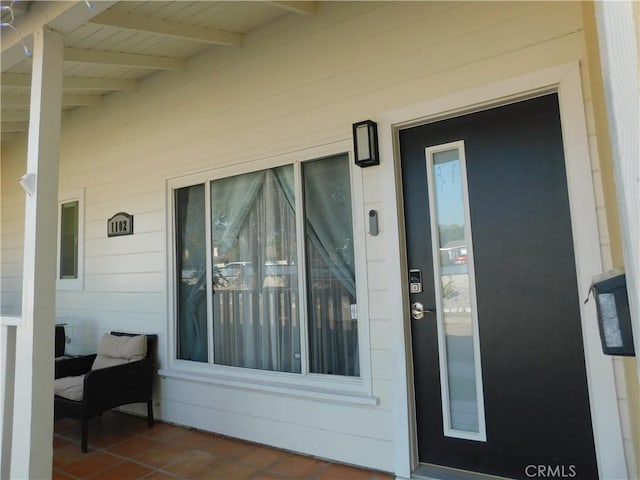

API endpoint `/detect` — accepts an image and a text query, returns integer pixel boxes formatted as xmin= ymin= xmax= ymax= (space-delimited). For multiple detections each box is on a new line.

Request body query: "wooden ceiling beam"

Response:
xmin=88 ymin=9 xmax=244 ymax=47
xmin=0 ymin=1 xmax=117 ymax=71
xmin=1 ymin=110 xmax=30 ymax=122
xmin=59 ymin=94 xmax=103 ymax=107
xmin=64 ymin=47 xmax=185 ymax=70
xmin=1 ymin=73 xmax=34 ymax=88
xmin=1 ymin=122 xmax=29 ymax=133
xmin=63 ymin=76 xmax=139 ymax=91
xmin=268 ymin=2 xmax=317 ymax=16
xmin=2 ymin=94 xmax=103 ymax=107
xmin=1 ymin=95 xmax=30 ymax=107
xmin=1 ymin=73 xmax=139 ymax=91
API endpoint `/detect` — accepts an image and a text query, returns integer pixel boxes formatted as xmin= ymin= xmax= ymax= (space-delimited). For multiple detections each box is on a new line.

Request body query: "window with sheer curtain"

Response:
xmin=174 ymin=154 xmax=359 ymax=377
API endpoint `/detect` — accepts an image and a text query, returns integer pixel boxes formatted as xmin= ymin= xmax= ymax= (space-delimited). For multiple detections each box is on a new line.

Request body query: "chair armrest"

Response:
xmin=84 ymin=359 xmax=154 ymax=412
xmin=55 ymin=354 xmax=96 ymax=379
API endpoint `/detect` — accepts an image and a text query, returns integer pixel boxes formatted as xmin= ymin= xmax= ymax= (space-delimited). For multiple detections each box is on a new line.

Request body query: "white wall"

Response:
xmin=0 ymin=141 xmax=26 ymax=317
xmin=1 ymin=1 xmax=632 ymax=474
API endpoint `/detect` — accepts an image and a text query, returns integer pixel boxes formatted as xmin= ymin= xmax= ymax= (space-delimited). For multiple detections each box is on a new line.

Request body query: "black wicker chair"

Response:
xmin=54 ymin=332 xmax=157 ymax=452
xmin=55 ymin=325 xmax=66 ymax=358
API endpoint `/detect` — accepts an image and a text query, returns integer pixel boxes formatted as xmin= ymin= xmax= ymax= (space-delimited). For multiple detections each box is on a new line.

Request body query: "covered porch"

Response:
xmin=2 ymin=1 xmax=639 ymax=479
xmin=53 ymin=411 xmax=392 ymax=480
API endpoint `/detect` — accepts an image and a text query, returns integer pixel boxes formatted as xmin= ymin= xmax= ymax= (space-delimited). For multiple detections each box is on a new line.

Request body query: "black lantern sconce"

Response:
xmin=352 ymin=120 xmax=379 ymax=167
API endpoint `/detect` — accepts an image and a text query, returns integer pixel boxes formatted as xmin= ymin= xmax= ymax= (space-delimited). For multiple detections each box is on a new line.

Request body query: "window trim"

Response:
xmin=425 ymin=141 xmax=486 ymax=442
xmin=165 ymin=141 xmax=372 ymax=398
xmin=57 ymin=190 xmax=85 ymax=290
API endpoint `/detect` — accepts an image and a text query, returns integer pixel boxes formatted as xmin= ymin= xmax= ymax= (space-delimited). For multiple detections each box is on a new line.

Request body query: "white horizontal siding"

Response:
xmin=85 ymin=192 xmax=164 ymax=222
xmin=84 ymin=272 xmax=165 ymax=293
xmin=56 ymin=292 xmax=165 ymax=313
xmin=84 ymin=232 xmax=165 ymax=257
xmin=579 ymin=7 xmax=636 ymax=475
xmin=162 ymin=376 xmax=392 ymax=437
xmin=160 ymin=395 xmax=393 ymax=472
xmin=371 ymin=349 xmax=392 ymax=381
xmin=369 ymin=320 xmax=391 ymax=351
xmin=0 ymin=1 xmax=615 ymax=474
xmin=0 ymin=263 xmax=22 ymax=278
xmin=0 ymin=141 xmax=26 ymax=315
xmin=366 ymin=260 xmax=390 ymax=292
xmin=372 ymin=379 xmax=393 ymax=410
xmin=85 ymin=251 xmax=165 ymax=275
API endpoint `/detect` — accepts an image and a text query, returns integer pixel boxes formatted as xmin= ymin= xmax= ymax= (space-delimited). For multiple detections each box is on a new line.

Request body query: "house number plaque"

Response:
xmin=107 ymin=212 xmax=134 ymax=237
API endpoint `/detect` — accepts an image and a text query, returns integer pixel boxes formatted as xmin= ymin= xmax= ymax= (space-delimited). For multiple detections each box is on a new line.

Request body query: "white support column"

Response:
xmin=594 ymin=1 xmax=640 ymax=381
xmin=10 ymin=27 xmax=64 ymax=480
xmin=1 ymin=320 xmax=18 ymax=479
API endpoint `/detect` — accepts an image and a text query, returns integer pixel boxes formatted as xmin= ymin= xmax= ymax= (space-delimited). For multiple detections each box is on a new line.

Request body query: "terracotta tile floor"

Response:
xmin=53 ymin=411 xmax=394 ymax=480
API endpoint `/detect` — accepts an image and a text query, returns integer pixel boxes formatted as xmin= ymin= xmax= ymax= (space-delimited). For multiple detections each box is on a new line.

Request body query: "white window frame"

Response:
xmin=56 ymin=190 xmax=85 ymax=290
xmin=163 ymin=142 xmax=375 ymax=404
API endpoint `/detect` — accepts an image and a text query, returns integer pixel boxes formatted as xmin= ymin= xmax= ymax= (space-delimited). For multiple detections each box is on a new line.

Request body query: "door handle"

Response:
xmin=411 ymin=302 xmax=434 ymax=320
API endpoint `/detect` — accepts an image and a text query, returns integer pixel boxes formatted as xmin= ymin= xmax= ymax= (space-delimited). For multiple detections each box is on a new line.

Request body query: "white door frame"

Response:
xmin=378 ymin=62 xmax=627 ymax=480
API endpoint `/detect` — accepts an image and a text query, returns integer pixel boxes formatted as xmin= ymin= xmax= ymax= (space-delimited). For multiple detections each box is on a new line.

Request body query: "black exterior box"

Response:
xmin=591 ymin=270 xmax=635 ymax=356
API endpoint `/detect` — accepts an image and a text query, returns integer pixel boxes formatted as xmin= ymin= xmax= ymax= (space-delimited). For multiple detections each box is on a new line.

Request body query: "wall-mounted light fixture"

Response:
xmin=352 ymin=120 xmax=379 ymax=167
xmin=19 ymin=173 xmax=36 ymax=196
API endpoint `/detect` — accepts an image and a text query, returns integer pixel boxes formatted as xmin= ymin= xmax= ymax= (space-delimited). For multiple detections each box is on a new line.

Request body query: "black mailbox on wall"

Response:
xmin=591 ymin=270 xmax=635 ymax=356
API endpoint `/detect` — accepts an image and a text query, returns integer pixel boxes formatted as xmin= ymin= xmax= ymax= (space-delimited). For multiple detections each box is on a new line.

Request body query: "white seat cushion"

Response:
xmin=55 ymin=335 xmax=147 ymax=401
xmin=91 ymin=334 xmax=147 ymax=370
xmin=54 ymin=375 xmax=85 ymax=401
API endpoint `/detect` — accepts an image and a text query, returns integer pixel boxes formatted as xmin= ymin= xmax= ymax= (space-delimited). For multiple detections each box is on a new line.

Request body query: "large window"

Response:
xmin=303 ymin=158 xmax=358 ymax=376
xmin=174 ymin=154 xmax=359 ymax=377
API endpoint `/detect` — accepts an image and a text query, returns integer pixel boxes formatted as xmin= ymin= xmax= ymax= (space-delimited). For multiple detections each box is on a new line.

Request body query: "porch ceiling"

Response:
xmin=0 ymin=0 xmax=316 ymax=143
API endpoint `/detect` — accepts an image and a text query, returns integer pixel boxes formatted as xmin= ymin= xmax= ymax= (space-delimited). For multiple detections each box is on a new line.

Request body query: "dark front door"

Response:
xmin=400 ymin=94 xmax=598 ymax=479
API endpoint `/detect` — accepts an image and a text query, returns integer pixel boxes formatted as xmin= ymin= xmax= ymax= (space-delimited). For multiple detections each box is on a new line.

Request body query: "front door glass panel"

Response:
xmin=426 ymin=142 xmax=486 ymax=441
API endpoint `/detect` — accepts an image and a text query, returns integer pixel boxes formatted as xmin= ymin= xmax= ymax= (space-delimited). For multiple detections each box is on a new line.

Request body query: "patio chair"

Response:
xmin=54 ymin=331 xmax=157 ymax=452
xmin=55 ymin=324 xmax=66 ymax=358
